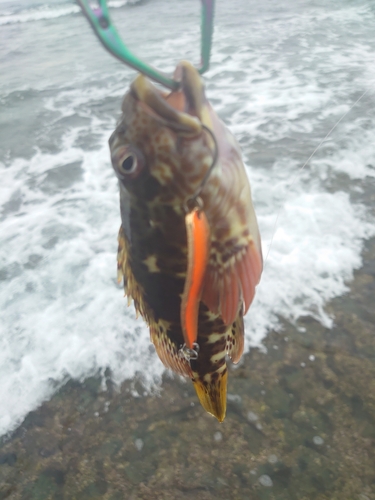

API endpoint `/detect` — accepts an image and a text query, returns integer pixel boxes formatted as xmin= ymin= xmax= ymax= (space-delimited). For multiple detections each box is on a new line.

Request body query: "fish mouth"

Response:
xmin=130 ymin=60 xmax=209 ymax=135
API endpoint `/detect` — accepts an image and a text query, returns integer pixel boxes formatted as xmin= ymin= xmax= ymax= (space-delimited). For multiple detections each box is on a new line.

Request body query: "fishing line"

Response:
xmin=196 ymin=124 xmax=219 ymax=192
xmin=185 ymin=124 xmax=219 ymax=212
xmin=263 ymin=88 xmax=370 ymax=267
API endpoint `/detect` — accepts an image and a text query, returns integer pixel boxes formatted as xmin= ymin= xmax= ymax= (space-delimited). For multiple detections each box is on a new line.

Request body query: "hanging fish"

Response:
xmin=110 ymin=60 xmax=262 ymax=421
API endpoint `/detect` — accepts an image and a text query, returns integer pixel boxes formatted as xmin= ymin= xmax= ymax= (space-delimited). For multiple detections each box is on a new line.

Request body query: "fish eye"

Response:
xmin=120 ymin=154 xmax=137 ymax=174
xmin=112 ymin=146 xmax=144 ymax=180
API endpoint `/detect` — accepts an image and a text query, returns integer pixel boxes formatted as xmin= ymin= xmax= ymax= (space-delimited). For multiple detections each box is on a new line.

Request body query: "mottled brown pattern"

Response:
xmin=110 ymin=61 xmax=262 ymax=420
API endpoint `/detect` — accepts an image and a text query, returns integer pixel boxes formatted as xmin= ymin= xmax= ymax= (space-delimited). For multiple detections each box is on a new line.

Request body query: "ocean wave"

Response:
xmin=0 ymin=0 xmax=139 ymax=26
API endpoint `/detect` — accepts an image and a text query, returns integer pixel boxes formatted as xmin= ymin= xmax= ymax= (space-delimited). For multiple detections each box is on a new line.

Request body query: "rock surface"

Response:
xmin=1 ymin=239 xmax=375 ymax=500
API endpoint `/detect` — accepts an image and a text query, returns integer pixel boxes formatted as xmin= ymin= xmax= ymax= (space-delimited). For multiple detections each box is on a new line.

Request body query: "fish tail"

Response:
xmin=193 ymin=367 xmax=227 ymax=422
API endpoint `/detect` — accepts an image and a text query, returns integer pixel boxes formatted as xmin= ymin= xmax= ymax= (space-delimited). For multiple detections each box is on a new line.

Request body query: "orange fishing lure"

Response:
xmin=181 ymin=208 xmax=210 ymax=349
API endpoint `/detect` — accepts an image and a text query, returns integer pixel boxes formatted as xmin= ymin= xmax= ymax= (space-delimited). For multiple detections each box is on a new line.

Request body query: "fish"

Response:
xmin=109 ymin=60 xmax=262 ymax=422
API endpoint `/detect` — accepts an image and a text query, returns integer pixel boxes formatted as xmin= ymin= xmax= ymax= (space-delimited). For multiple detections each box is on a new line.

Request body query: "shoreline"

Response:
xmin=1 ymin=238 xmax=375 ymax=500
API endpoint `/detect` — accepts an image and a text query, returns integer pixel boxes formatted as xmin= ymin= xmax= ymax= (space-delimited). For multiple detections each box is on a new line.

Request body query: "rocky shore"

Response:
xmin=1 ymin=238 xmax=375 ymax=500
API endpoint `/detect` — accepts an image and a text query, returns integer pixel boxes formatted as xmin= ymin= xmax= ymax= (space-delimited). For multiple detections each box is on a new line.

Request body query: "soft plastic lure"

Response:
xmin=181 ymin=207 xmax=210 ymax=349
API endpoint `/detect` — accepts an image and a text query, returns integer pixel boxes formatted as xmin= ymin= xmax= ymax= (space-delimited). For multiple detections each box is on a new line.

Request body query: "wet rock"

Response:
xmin=0 ymin=453 xmax=17 ymax=466
xmin=0 ymin=237 xmax=375 ymax=499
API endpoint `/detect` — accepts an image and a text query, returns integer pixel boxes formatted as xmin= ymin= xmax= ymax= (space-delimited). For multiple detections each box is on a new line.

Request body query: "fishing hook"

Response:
xmin=77 ymin=0 xmax=215 ymax=91
xmin=179 ymin=342 xmax=200 ymax=362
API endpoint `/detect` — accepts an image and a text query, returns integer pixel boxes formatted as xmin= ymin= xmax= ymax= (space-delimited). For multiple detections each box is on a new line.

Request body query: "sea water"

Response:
xmin=0 ymin=0 xmax=374 ymax=436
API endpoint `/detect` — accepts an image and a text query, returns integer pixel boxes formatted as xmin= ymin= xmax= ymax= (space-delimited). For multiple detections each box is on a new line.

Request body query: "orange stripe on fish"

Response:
xmin=181 ymin=207 xmax=210 ymax=349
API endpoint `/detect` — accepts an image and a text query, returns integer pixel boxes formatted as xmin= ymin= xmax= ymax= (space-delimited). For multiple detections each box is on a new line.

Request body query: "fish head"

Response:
xmin=109 ymin=60 xmax=217 ymax=238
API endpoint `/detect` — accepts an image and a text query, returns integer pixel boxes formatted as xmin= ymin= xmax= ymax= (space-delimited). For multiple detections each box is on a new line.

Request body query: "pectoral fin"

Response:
xmin=202 ymin=239 xmax=263 ymax=326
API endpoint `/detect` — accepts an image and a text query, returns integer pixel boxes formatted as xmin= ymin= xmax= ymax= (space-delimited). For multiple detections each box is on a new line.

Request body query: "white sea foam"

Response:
xmin=0 ymin=5 xmax=80 ymax=25
xmin=0 ymin=0 xmax=139 ymax=25
xmin=0 ymin=124 xmax=164 ymax=436
xmin=1 ymin=0 xmax=375 ymax=436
